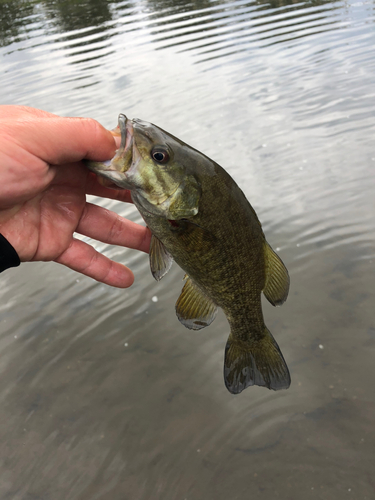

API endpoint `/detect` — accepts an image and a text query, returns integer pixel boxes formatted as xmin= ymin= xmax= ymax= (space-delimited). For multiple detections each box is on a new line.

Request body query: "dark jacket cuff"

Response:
xmin=0 ymin=234 xmax=21 ymax=273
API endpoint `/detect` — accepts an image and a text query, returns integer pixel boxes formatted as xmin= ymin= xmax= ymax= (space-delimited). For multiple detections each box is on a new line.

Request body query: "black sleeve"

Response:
xmin=0 ymin=234 xmax=21 ymax=273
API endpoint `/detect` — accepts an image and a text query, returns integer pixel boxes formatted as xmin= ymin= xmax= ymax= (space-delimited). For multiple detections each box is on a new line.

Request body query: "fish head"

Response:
xmin=86 ymin=114 xmax=201 ymax=220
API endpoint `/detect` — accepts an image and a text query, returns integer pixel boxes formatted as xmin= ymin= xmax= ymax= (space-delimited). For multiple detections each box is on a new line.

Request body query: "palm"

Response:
xmin=36 ymin=181 xmax=86 ymax=261
xmin=0 ymin=105 xmax=150 ymax=287
xmin=1 ymin=163 xmax=86 ymax=261
xmin=0 ymin=163 xmax=150 ymax=287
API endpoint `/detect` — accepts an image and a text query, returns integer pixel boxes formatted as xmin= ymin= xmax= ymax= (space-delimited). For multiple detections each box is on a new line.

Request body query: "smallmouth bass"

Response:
xmin=86 ymin=114 xmax=291 ymax=394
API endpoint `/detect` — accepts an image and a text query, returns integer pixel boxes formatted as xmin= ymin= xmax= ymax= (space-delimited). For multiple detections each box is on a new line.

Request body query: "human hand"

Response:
xmin=0 ymin=105 xmax=151 ymax=287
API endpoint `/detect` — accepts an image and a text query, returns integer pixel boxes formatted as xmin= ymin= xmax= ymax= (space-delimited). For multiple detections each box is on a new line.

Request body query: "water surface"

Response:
xmin=0 ymin=0 xmax=374 ymax=499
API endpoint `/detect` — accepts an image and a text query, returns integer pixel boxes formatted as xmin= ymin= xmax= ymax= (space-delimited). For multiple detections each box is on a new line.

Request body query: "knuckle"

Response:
xmin=108 ymin=214 xmax=124 ymax=241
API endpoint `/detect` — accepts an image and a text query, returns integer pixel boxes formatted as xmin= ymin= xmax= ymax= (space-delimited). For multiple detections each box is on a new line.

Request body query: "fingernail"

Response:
xmin=110 ymin=131 xmax=121 ymax=149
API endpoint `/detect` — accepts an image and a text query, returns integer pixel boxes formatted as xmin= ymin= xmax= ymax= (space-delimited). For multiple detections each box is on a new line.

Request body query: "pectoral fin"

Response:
xmin=149 ymin=235 xmax=173 ymax=281
xmin=176 ymin=276 xmax=217 ymax=330
xmin=263 ymin=242 xmax=290 ymax=306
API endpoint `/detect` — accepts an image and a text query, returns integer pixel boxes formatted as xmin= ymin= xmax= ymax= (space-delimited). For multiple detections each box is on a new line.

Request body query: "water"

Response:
xmin=1 ymin=0 xmax=374 ymax=498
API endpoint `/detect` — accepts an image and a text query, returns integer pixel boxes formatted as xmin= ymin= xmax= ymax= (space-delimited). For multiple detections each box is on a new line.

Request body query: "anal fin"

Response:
xmin=175 ymin=276 xmax=217 ymax=330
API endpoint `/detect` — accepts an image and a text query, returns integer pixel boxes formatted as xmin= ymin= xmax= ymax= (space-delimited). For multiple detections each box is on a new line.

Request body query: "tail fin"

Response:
xmin=224 ymin=327 xmax=290 ymax=394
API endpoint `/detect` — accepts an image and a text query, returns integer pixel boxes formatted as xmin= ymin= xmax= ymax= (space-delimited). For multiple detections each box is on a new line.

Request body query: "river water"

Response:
xmin=1 ymin=0 xmax=374 ymax=499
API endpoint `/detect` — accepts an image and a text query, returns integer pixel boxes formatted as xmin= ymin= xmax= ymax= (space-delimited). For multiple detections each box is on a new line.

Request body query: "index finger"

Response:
xmin=86 ymin=172 xmax=133 ymax=203
xmin=77 ymin=202 xmax=151 ymax=253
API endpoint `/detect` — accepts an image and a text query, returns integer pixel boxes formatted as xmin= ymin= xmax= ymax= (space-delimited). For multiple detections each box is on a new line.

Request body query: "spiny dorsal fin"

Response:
xmin=263 ymin=242 xmax=290 ymax=306
xmin=224 ymin=328 xmax=291 ymax=394
xmin=175 ymin=276 xmax=217 ymax=330
xmin=149 ymin=235 xmax=173 ymax=281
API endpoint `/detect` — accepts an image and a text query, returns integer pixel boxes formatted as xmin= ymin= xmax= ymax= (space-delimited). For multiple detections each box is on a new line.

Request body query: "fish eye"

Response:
xmin=151 ymin=148 xmax=170 ymax=164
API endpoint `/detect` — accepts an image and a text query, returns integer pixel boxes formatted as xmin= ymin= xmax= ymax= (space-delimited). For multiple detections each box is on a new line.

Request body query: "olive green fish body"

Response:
xmin=133 ymin=163 xmax=266 ymax=321
xmin=86 ymin=114 xmax=291 ymax=394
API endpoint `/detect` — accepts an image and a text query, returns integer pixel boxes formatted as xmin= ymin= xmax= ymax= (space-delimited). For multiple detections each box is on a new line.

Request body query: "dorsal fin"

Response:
xmin=263 ymin=242 xmax=289 ymax=306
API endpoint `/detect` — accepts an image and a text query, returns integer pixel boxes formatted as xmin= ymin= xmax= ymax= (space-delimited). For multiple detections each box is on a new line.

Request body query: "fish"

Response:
xmin=86 ymin=114 xmax=291 ymax=394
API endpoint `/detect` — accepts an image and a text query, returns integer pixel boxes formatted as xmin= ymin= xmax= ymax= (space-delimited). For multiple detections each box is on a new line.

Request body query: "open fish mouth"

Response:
xmin=85 ymin=114 xmax=136 ymax=189
xmin=116 ymin=114 xmax=134 ymax=165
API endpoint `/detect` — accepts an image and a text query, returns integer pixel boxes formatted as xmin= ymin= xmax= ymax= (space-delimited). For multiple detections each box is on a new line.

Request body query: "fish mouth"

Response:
xmin=85 ymin=114 xmax=137 ymax=190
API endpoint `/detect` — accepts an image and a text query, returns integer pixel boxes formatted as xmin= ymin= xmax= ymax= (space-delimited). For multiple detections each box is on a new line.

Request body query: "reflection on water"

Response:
xmin=0 ymin=0 xmax=375 ymax=498
xmin=0 ymin=0 xmax=348 ymax=57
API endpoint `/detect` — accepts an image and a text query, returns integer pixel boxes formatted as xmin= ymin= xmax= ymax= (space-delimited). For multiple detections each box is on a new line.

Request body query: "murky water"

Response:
xmin=1 ymin=0 xmax=375 ymax=498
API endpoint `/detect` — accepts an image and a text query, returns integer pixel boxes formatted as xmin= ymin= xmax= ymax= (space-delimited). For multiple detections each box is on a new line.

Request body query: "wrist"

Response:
xmin=0 ymin=233 xmax=20 ymax=273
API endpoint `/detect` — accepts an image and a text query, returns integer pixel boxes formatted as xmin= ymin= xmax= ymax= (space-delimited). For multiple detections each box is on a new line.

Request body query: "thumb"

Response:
xmin=1 ymin=106 xmax=117 ymax=165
